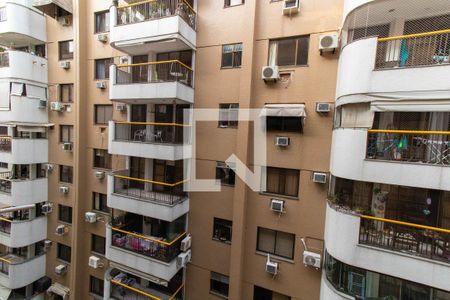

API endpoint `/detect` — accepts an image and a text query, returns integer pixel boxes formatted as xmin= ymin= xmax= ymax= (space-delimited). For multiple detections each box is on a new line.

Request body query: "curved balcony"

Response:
xmin=110 ymin=0 xmax=196 ymax=55
xmin=0 ymin=1 xmax=47 ymax=46
xmin=331 ymin=128 xmax=450 ymax=190
xmin=0 ymin=175 xmax=48 ymax=207
xmin=0 ymin=216 xmax=47 ymax=248
xmin=324 ymin=203 xmax=450 ymax=291
xmin=109 ymin=61 xmax=194 ymax=103
xmin=108 ymin=121 xmax=192 ymax=161
xmin=107 ymin=171 xmax=189 ymax=222
xmin=0 ymin=137 xmax=48 ymax=165
xmin=0 ymin=254 xmax=46 ymax=290
xmin=0 ymin=51 xmax=48 ymax=84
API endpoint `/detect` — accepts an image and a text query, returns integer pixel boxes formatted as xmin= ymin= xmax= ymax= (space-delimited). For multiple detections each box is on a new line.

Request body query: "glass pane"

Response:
xmin=222 ymin=52 xmax=233 ymax=67
xmin=296 ymin=37 xmax=309 ymax=65
xmin=257 ymin=228 xmax=276 ymax=253
xmin=275 ymin=231 xmax=294 ymax=258
xmin=277 ymin=39 xmax=296 ymax=66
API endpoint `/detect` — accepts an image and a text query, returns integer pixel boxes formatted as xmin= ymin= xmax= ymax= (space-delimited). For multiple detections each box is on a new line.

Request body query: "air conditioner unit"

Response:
xmin=319 ymin=32 xmax=339 ymax=54
xmin=96 ymin=81 xmax=106 ymax=89
xmin=270 ymin=199 xmax=285 ymax=213
xmin=95 ymin=171 xmax=105 ymax=180
xmin=116 ymin=104 xmax=127 ymax=112
xmin=303 ymin=251 xmax=322 ymax=269
xmin=85 ymin=212 xmax=97 ymax=223
xmin=62 ymin=142 xmax=73 ymax=151
xmin=262 ymin=66 xmax=280 ymax=82
xmin=38 ymin=100 xmax=47 ymax=109
xmin=50 ymin=102 xmax=65 ymax=112
xmin=265 ymin=255 xmax=279 ymax=275
xmin=55 ymin=225 xmax=67 ymax=236
xmin=55 ymin=264 xmax=68 ymax=275
xmin=88 ymin=256 xmax=103 ymax=269
xmin=42 ymin=203 xmax=53 ymax=214
xmin=119 ymin=56 xmax=129 ymax=64
xmin=180 ymin=235 xmax=192 ymax=252
xmin=59 ymin=186 xmax=69 ymax=194
xmin=58 ymin=16 xmax=71 ymax=26
xmin=97 ymin=34 xmax=108 ymax=43
xmin=59 ymin=61 xmax=70 ymax=69
xmin=275 ymin=137 xmax=290 ymax=147
xmin=283 ymin=0 xmax=300 ymax=15
xmin=45 ymin=164 xmax=54 ymax=172
xmin=316 ymin=102 xmax=331 ymax=113
xmin=44 ymin=240 xmax=53 ymax=249
xmin=177 ymin=250 xmax=191 ymax=268
xmin=312 ymin=172 xmax=327 ymax=184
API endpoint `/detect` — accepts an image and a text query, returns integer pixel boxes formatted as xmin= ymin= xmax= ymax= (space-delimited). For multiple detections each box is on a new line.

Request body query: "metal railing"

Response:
xmin=114 ymin=122 xmax=190 ymax=145
xmin=111 ymin=225 xmax=187 ymax=263
xmin=111 ymin=280 xmax=184 ymax=300
xmin=0 ymin=218 xmax=11 ymax=234
xmin=366 ymin=129 xmax=450 ymax=165
xmin=0 ymin=172 xmax=11 ymax=194
xmin=0 ymin=137 xmax=11 ymax=152
xmin=113 ymin=171 xmax=187 ymax=206
xmin=376 ymin=29 xmax=450 ymax=69
xmin=359 ymin=215 xmax=450 ymax=263
xmin=116 ymin=60 xmax=193 ymax=87
xmin=117 ymin=0 xmax=196 ymax=29
xmin=0 ymin=52 xmax=9 ymax=68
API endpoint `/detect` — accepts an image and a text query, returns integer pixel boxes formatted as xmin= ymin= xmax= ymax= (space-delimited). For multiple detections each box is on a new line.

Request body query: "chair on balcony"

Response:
xmin=133 ymin=129 xmax=146 ymax=142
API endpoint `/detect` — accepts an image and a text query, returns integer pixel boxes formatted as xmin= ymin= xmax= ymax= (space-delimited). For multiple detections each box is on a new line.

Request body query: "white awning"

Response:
xmin=0 ymin=122 xmax=54 ymax=129
xmin=0 ymin=285 xmax=11 ymax=300
xmin=371 ymin=100 xmax=450 ymax=112
xmin=260 ymin=104 xmax=306 ymax=117
xmin=33 ymin=0 xmax=73 ymax=14
xmin=47 ymin=283 xmax=70 ymax=300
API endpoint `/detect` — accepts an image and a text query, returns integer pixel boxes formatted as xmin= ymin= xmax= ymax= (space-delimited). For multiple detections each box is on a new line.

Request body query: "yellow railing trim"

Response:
xmin=378 ymin=29 xmax=450 ymax=42
xmin=0 ymin=257 xmax=11 ymax=264
xmin=182 ymin=0 xmax=194 ymax=11
xmin=368 ymin=129 xmax=450 ymax=135
xmin=111 ymin=279 xmax=162 ymax=300
xmin=112 ymin=227 xmax=187 ymax=246
xmin=169 ymin=284 xmax=185 ymax=300
xmin=115 ymin=121 xmax=191 ymax=127
xmin=117 ymin=0 xmax=157 ymax=9
xmin=360 ymin=215 xmax=450 ymax=234
xmin=0 ymin=217 xmax=11 ymax=223
xmin=114 ymin=174 xmax=188 ymax=187
xmin=116 ymin=59 xmax=193 ymax=71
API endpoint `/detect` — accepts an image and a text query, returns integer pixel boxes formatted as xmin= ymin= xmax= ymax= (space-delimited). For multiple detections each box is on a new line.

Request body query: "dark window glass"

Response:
xmin=93 ymin=192 xmax=110 ymax=213
xmin=35 ymin=44 xmax=46 ymax=58
xmin=95 ymin=58 xmax=114 ymax=80
xmin=59 ymin=165 xmax=73 ymax=183
xmin=58 ymin=205 xmax=72 ymax=224
xmin=219 ymin=103 xmax=239 ymax=128
xmin=93 ymin=149 xmax=111 ymax=169
xmin=254 ymin=285 xmax=291 ymax=300
xmin=257 ymin=227 xmax=295 ymax=259
xmin=60 ymin=84 xmax=73 ymax=103
xmin=269 ymin=36 xmax=310 ymax=66
xmin=221 ymin=43 xmax=242 ymax=68
xmin=94 ymin=105 xmax=113 ymax=125
xmin=216 ymin=161 xmax=235 ymax=186
xmin=57 ymin=243 xmax=71 ymax=263
xmin=213 ymin=218 xmax=232 ymax=243
xmin=224 ymin=0 xmax=244 ymax=7
xmin=59 ymin=125 xmax=74 ymax=143
xmin=91 ymin=234 xmax=106 ymax=255
xmin=59 ymin=40 xmax=74 ymax=60
xmin=90 ymin=276 xmax=104 ymax=296
xmin=266 ymin=167 xmax=299 ymax=197
xmin=266 ymin=116 xmax=303 ymax=132
xmin=210 ymin=272 xmax=229 ymax=297
xmin=95 ymin=11 xmax=110 ymax=33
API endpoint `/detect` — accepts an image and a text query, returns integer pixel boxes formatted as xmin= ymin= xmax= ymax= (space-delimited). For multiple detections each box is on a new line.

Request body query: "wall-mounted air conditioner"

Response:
xmin=319 ymin=32 xmax=339 ymax=55
xmin=55 ymin=264 xmax=67 ymax=275
xmin=177 ymin=250 xmax=191 ymax=268
xmin=283 ymin=0 xmax=300 ymax=15
xmin=97 ymin=34 xmax=108 ymax=43
xmin=180 ymin=235 xmax=192 ymax=252
xmin=312 ymin=172 xmax=327 ymax=184
xmin=50 ymin=102 xmax=65 ymax=112
xmin=95 ymin=171 xmax=105 ymax=180
xmin=265 ymin=255 xmax=279 ymax=275
xmin=96 ymin=81 xmax=106 ymax=89
xmin=59 ymin=186 xmax=69 ymax=194
xmin=42 ymin=203 xmax=53 ymax=214
xmin=59 ymin=61 xmax=71 ymax=69
xmin=55 ymin=225 xmax=67 ymax=236
xmin=85 ymin=212 xmax=97 ymax=224
xmin=262 ymin=66 xmax=280 ymax=82
xmin=62 ymin=142 xmax=73 ymax=151
xmin=88 ymin=256 xmax=104 ymax=269
xmin=316 ymin=103 xmax=331 ymax=113
xmin=275 ymin=137 xmax=290 ymax=147
xmin=303 ymin=251 xmax=322 ymax=269
xmin=270 ymin=199 xmax=285 ymax=213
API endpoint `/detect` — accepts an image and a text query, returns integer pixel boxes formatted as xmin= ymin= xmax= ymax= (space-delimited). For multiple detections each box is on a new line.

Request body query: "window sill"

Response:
xmin=209 ymin=291 xmax=229 ymax=299
xmin=259 ymin=192 xmax=298 ymax=200
xmin=92 ymin=209 xmax=111 ymax=216
xmin=57 ymin=221 xmax=72 ymax=226
xmin=56 ymin=258 xmax=71 ymax=266
xmin=255 ymin=251 xmax=294 ymax=264
xmin=219 ymin=183 xmax=235 ymax=188
xmin=220 ymin=66 xmax=242 ymax=70
xmin=92 ymin=167 xmax=111 ymax=172
xmin=223 ymin=3 xmax=245 ymax=8
xmin=91 ymin=251 xmax=106 ymax=258
xmin=212 ymin=237 xmax=231 ymax=245
xmin=218 ymin=125 xmax=238 ymax=129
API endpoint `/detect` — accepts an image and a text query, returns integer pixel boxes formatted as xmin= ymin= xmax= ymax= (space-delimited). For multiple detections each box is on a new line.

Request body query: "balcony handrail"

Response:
xmin=116 ymin=59 xmax=193 ymax=72
xmin=111 ymin=279 xmax=184 ymax=300
xmin=0 ymin=217 xmax=12 ymax=223
xmin=111 ymin=227 xmax=187 ymax=246
xmin=360 ymin=215 xmax=450 ymax=234
xmin=115 ymin=121 xmax=191 ymax=127
xmin=378 ymin=28 xmax=450 ymax=42
xmin=368 ymin=129 xmax=450 ymax=135
xmin=114 ymin=174 xmax=188 ymax=187
xmin=118 ymin=0 xmax=194 ymax=12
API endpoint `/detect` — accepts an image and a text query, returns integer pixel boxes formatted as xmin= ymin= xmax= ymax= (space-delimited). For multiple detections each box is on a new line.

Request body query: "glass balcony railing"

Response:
xmin=0 ymin=137 xmax=11 ymax=152
xmin=116 ymin=0 xmax=196 ymax=30
xmin=111 ymin=278 xmax=183 ymax=300
xmin=375 ymin=29 xmax=450 ymax=69
xmin=115 ymin=60 xmax=193 ymax=87
xmin=360 ymin=215 xmax=450 ymax=263
xmin=366 ymin=129 xmax=450 ymax=165
xmin=113 ymin=122 xmax=190 ymax=145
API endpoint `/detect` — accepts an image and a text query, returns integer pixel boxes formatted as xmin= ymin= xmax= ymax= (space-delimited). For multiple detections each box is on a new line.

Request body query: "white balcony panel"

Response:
xmin=0 ymin=1 xmax=47 ymax=45
xmin=336 ymin=37 xmax=450 ymax=106
xmin=0 ymin=178 xmax=48 ymax=206
xmin=331 ymin=128 xmax=450 ymax=190
xmin=0 ymin=254 xmax=46 ymax=290
xmin=0 ymin=51 xmax=48 ymax=84
xmin=109 ymin=139 xmax=192 ymax=161
xmin=0 ymin=96 xmax=49 ymax=124
xmin=324 ymin=203 xmax=450 ymax=291
xmin=106 ymin=225 xmax=181 ymax=282
xmin=0 ymin=139 xmax=48 ymax=164
xmin=0 ymin=216 xmax=47 ymax=248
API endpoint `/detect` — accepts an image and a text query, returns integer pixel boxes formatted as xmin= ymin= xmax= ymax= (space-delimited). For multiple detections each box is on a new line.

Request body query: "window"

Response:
xmin=60 ymin=125 xmax=74 ymax=143
xmin=210 ymin=272 xmax=229 ymax=297
xmin=95 ymin=11 xmax=110 ymax=33
xmin=94 ymin=105 xmax=113 ymax=125
xmin=60 ymin=84 xmax=73 ymax=103
xmin=213 ymin=218 xmax=232 ymax=243
xmin=253 ymin=286 xmax=291 ymax=300
xmin=58 ymin=205 xmax=72 ymax=224
xmin=35 ymin=44 xmax=46 ymax=58
xmin=91 ymin=234 xmax=106 ymax=255
xmin=90 ymin=276 xmax=104 ymax=297
xmin=93 ymin=149 xmax=111 ymax=169
xmin=216 ymin=161 xmax=235 ymax=186
xmin=59 ymin=40 xmax=74 ymax=60
xmin=225 ymin=0 xmax=244 ymax=7
xmin=257 ymin=227 xmax=295 ymax=259
xmin=95 ymin=58 xmax=114 ymax=80
xmin=266 ymin=116 xmax=303 ymax=132
xmin=266 ymin=167 xmax=299 ymax=197
xmin=0 ymin=7 xmax=6 ymax=22
xmin=59 ymin=165 xmax=73 ymax=183
xmin=219 ymin=103 xmax=239 ymax=128
xmin=57 ymin=243 xmax=71 ymax=263
xmin=268 ymin=36 xmax=309 ymax=66
xmin=221 ymin=43 xmax=242 ymax=68
xmin=93 ymin=192 xmax=109 ymax=214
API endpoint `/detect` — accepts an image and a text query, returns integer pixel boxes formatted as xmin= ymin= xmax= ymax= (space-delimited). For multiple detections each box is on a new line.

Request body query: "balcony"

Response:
xmin=109 ymin=121 xmax=192 ymax=161
xmin=110 ymin=0 xmax=196 ymax=55
xmin=0 ymin=254 xmax=46 ymax=290
xmin=0 ymin=137 xmax=48 ymax=165
xmin=0 ymin=173 xmax=48 ymax=207
xmin=0 ymin=51 xmax=48 ymax=84
xmin=109 ymin=61 xmax=194 ymax=103
xmin=0 ymin=1 xmax=47 ymax=46
xmin=0 ymin=216 xmax=47 ymax=248
xmin=108 ymin=170 xmax=189 ymax=222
